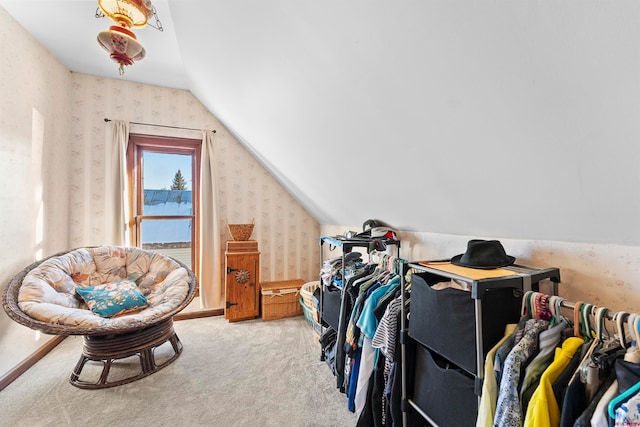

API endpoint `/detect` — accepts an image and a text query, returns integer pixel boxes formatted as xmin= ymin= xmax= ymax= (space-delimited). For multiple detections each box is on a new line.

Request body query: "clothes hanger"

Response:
xmin=580 ymin=306 xmax=613 ymax=400
xmin=627 ymin=313 xmax=638 ymax=347
xmin=529 ymin=291 xmax=539 ymax=319
xmin=532 ymin=292 xmax=542 ymax=320
xmin=593 ymin=306 xmax=621 ymax=355
xmin=570 ymin=303 xmax=598 ymax=384
xmin=614 ymin=311 xmax=630 ymax=349
xmin=521 ymin=291 xmax=534 ymax=318
xmin=580 ymin=303 xmax=595 ymax=341
xmin=608 ymin=378 xmax=640 ymax=418
xmin=574 ymin=301 xmax=584 ymax=339
xmin=620 ymin=313 xmax=640 ymax=363
xmin=597 ymin=307 xmax=609 ymax=342
xmin=635 ymin=315 xmax=640 ymax=348
xmin=536 ymin=292 xmax=552 ymax=321
xmin=548 ymin=295 xmax=558 ymax=325
xmin=552 ymin=296 xmax=569 ymax=327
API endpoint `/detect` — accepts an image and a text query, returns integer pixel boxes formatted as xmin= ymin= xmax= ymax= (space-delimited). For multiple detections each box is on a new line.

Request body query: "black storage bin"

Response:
xmin=408 ymin=272 xmax=521 ymax=375
xmin=411 ymin=343 xmax=477 ymax=427
xmin=321 ymin=284 xmax=341 ymax=331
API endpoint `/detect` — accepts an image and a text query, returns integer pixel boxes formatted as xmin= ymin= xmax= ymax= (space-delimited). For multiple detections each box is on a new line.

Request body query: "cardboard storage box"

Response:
xmin=260 ymin=279 xmax=305 ymax=321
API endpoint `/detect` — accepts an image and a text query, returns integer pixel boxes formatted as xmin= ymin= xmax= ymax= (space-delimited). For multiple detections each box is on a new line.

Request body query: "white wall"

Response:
xmin=0 ymin=7 xmax=72 ymax=376
xmin=171 ymin=1 xmax=640 ymax=247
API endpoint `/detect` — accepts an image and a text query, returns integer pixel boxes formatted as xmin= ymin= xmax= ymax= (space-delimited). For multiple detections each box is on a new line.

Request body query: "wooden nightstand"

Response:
xmin=224 ymin=241 xmax=260 ymax=322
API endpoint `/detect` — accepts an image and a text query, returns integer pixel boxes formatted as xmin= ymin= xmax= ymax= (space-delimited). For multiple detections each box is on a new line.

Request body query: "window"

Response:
xmin=127 ymin=134 xmax=201 ymax=274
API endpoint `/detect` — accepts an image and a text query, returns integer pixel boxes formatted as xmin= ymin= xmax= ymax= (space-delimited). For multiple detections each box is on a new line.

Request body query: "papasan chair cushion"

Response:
xmin=3 ymin=246 xmax=197 ymax=389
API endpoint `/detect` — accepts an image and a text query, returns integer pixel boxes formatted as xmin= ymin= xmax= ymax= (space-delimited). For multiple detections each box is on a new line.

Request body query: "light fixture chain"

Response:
xmin=95 ymin=7 xmax=104 ymax=19
xmin=151 ymin=5 xmax=164 ymax=32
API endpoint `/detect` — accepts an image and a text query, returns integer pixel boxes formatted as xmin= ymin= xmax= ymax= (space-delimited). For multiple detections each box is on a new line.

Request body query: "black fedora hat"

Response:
xmin=450 ymin=239 xmax=516 ymax=269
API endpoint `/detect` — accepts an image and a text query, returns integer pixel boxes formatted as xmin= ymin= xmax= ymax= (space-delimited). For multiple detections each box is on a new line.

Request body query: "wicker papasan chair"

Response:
xmin=2 ymin=246 xmax=197 ymax=389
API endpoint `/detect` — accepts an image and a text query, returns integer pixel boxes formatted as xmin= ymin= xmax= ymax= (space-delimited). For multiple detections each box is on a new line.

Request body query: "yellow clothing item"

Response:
xmin=522 ymin=337 xmax=583 ymax=427
xmin=476 ymin=323 xmax=518 ymax=427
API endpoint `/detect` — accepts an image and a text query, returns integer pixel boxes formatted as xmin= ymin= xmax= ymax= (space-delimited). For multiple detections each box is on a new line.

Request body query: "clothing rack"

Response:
xmin=317 ymin=234 xmax=402 ymax=401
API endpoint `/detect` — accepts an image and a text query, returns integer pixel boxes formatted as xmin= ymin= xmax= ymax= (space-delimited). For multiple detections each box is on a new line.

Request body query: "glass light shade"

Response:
xmin=98 ymin=0 xmax=153 ymax=28
xmin=97 ymin=25 xmax=146 ymax=73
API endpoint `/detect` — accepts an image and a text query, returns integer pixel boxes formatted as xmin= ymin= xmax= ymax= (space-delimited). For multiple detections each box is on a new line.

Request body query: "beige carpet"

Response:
xmin=1 ymin=316 xmax=357 ymax=427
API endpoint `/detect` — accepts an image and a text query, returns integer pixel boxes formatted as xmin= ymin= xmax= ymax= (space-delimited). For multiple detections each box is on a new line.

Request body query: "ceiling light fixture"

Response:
xmin=95 ymin=0 xmax=163 ymax=75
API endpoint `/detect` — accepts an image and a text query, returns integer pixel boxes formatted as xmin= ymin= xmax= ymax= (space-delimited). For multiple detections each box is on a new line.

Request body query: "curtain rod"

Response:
xmin=104 ymin=118 xmax=216 ymax=133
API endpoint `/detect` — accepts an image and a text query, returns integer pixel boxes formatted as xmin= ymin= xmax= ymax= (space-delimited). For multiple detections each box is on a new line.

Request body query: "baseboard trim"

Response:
xmin=0 ymin=335 xmax=67 ymax=392
xmin=175 ymin=308 xmax=224 ymax=321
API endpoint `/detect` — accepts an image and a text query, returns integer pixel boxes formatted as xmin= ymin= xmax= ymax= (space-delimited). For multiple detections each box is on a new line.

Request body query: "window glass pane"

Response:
xmin=143 ymin=152 xmax=193 ymax=216
xmin=143 ymin=190 xmax=193 ymax=216
xmin=140 ymin=218 xmax=192 ymax=269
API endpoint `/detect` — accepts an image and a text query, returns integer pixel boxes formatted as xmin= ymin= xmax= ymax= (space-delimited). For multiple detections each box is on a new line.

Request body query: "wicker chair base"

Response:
xmin=69 ymin=318 xmax=183 ymax=389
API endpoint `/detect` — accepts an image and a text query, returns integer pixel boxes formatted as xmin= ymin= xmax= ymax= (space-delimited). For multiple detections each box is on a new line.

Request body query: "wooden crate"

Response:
xmin=226 ymin=240 xmax=258 ymax=252
xmin=260 ymin=279 xmax=305 ymax=321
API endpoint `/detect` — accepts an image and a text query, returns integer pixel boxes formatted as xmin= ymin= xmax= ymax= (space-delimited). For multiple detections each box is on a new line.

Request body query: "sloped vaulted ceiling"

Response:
xmin=3 ymin=1 xmax=640 ymax=244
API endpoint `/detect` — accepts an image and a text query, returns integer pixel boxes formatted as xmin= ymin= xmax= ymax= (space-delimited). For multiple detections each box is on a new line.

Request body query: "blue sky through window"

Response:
xmin=143 ymin=152 xmax=193 ymax=190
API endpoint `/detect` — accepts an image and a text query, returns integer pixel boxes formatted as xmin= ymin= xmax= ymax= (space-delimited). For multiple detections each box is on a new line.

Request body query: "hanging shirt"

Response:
xmin=354 ymin=278 xmax=399 ymax=416
xmin=336 ymin=265 xmax=378 ymax=393
xmin=552 ymin=343 xmax=586 ymax=412
xmin=494 ymin=317 xmax=529 ymax=387
xmin=372 ymin=296 xmax=402 ymax=426
xmin=615 ymin=391 xmax=640 ymax=425
xmin=590 ymin=380 xmax=618 ymax=427
xmin=522 ymin=336 xmax=583 ymax=427
xmin=519 ymin=320 xmax=569 ymax=410
xmin=606 ymin=357 xmax=640 ymax=424
xmin=597 ymin=349 xmax=640 ymax=426
xmin=494 ymin=318 xmax=550 ymax=427
xmin=346 ymin=281 xmax=382 ymax=409
xmin=476 ymin=323 xmax=518 ymax=427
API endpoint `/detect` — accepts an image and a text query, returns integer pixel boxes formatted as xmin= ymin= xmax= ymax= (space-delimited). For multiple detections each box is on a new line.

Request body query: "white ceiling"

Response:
xmin=3 ymin=1 xmax=640 ymax=244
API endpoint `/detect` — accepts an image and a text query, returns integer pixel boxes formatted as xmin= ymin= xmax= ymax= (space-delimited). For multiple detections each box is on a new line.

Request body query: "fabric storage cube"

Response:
xmin=260 ymin=279 xmax=305 ymax=321
xmin=321 ymin=284 xmax=342 ymax=330
xmin=411 ymin=343 xmax=477 ymax=427
xmin=408 ymin=271 xmax=521 ymax=375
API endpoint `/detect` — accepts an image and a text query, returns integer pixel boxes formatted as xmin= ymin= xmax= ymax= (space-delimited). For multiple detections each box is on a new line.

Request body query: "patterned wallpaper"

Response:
xmin=68 ymin=74 xmax=321 ymax=298
xmin=0 ymin=6 xmax=72 ymax=375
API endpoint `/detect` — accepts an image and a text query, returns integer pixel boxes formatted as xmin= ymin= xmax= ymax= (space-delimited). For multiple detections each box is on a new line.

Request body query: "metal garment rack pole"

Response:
xmin=556 ymin=296 xmax=621 ymax=322
xmin=103 ymin=118 xmax=216 ymax=133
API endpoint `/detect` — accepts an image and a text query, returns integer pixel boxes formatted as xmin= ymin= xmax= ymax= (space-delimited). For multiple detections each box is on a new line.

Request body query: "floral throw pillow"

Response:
xmin=76 ymin=280 xmax=148 ymax=318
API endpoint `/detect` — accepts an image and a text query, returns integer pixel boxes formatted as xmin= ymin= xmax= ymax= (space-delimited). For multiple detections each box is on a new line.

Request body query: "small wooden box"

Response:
xmin=260 ymin=279 xmax=305 ymax=321
xmin=226 ymin=240 xmax=258 ymax=252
